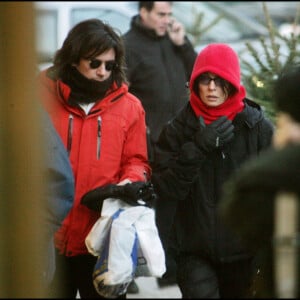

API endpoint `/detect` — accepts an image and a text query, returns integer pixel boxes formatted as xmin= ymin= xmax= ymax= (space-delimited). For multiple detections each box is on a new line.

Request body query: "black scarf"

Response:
xmin=60 ymin=65 xmax=113 ymax=105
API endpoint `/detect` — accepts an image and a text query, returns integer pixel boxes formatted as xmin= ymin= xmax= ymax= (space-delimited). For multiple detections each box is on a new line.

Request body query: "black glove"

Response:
xmin=195 ymin=116 xmax=234 ymax=153
xmin=81 ymin=184 xmax=120 ymax=211
xmin=173 ymin=142 xmax=204 ymax=181
xmin=121 ymin=181 xmax=157 ymax=207
xmin=81 ymin=181 xmax=157 ymax=211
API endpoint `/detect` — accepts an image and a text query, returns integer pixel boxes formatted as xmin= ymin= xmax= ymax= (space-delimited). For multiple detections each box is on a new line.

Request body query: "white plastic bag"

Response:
xmin=86 ymin=200 xmax=166 ymax=298
xmin=85 ymin=215 xmax=113 ymax=257
xmin=85 ymin=198 xmax=130 ymax=256
xmin=134 ymin=208 xmax=166 ymax=277
xmin=93 ymin=208 xmax=137 ymax=298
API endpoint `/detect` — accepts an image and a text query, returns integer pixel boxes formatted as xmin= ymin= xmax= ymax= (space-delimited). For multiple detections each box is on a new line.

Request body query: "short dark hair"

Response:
xmin=273 ymin=65 xmax=300 ymax=123
xmin=139 ymin=2 xmax=154 ymax=11
xmin=53 ymin=18 xmax=127 ymax=86
xmin=139 ymin=1 xmax=172 ymax=11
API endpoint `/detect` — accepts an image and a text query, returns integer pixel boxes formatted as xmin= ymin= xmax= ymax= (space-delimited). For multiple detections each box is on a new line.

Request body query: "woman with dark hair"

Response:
xmin=37 ymin=19 xmax=151 ymax=298
xmin=151 ymin=43 xmax=274 ymax=298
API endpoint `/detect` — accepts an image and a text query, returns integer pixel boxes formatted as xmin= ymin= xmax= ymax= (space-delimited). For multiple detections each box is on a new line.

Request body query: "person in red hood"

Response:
xmin=37 ymin=19 xmax=151 ymax=298
xmin=151 ymin=43 xmax=274 ymax=298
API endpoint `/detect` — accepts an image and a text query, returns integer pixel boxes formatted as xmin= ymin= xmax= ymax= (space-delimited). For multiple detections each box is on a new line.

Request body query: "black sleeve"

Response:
xmin=151 ymin=108 xmax=205 ymax=203
xmin=175 ymin=36 xmax=197 ymax=79
xmin=257 ymin=117 xmax=275 ymax=152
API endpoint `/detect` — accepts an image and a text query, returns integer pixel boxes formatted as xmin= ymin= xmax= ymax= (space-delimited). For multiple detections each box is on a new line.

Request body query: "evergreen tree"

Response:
xmin=241 ymin=2 xmax=300 ymax=121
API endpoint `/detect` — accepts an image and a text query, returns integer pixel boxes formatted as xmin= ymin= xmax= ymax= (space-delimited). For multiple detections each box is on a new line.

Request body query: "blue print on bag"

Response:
xmin=93 ymin=209 xmax=124 ymax=278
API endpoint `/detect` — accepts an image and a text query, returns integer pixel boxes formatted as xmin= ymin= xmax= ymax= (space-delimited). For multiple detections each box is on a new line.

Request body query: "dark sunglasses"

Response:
xmin=89 ymin=59 xmax=117 ymax=71
xmin=198 ymin=74 xmax=225 ymax=87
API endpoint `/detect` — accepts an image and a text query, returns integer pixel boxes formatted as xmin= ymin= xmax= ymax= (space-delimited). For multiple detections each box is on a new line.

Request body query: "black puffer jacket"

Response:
xmin=152 ymin=100 xmax=274 ymax=263
xmin=123 ymin=15 xmax=197 ymax=146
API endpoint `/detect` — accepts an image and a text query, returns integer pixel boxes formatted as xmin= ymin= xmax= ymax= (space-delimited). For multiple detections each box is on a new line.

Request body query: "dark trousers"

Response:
xmin=176 ymin=254 xmax=256 ymax=298
xmin=155 ymin=195 xmax=179 ymax=280
xmin=47 ymin=251 xmax=126 ymax=299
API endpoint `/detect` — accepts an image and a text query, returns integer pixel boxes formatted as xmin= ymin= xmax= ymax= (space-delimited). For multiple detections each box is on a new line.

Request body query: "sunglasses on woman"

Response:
xmin=89 ymin=59 xmax=117 ymax=71
xmin=198 ymin=74 xmax=225 ymax=87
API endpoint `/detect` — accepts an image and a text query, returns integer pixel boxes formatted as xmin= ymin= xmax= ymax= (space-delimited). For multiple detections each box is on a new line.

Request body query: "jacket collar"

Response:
xmin=131 ymin=15 xmax=165 ymax=40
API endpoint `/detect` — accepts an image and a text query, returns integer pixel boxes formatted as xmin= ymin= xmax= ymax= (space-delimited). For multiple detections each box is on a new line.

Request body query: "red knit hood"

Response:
xmin=189 ymin=43 xmax=245 ymax=124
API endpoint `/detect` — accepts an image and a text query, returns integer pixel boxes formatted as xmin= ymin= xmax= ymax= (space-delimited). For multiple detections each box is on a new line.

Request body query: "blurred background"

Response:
xmin=34 ymin=1 xmax=300 ymax=120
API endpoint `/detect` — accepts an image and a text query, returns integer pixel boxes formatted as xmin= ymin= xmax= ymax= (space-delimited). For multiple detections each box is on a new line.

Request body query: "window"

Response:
xmin=35 ymin=9 xmax=58 ymax=62
xmin=71 ymin=8 xmax=132 ymax=35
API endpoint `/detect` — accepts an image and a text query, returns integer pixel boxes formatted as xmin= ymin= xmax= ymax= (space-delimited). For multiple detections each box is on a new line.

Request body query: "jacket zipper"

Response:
xmin=221 ymin=151 xmax=226 ymax=159
xmin=67 ymin=114 xmax=73 ymax=156
xmin=97 ymin=116 xmax=102 ymax=159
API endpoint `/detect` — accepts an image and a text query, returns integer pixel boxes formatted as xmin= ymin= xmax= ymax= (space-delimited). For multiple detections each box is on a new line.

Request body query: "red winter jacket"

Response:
xmin=38 ymin=69 xmax=151 ymax=256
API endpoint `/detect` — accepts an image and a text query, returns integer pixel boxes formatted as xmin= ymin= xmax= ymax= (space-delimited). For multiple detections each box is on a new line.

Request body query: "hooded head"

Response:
xmin=189 ymin=43 xmax=245 ymax=124
xmin=190 ymin=43 xmax=241 ymax=92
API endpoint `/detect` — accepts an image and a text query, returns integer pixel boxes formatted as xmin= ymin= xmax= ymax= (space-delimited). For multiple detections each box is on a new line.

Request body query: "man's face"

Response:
xmin=140 ymin=2 xmax=172 ymax=36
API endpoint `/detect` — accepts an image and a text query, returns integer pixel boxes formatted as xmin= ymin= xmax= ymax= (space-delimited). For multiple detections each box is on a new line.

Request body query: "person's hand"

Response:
xmin=195 ymin=116 xmax=234 ymax=153
xmin=81 ymin=182 xmax=157 ymax=211
xmin=122 ymin=181 xmax=157 ymax=207
xmin=167 ymin=18 xmax=186 ymax=46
